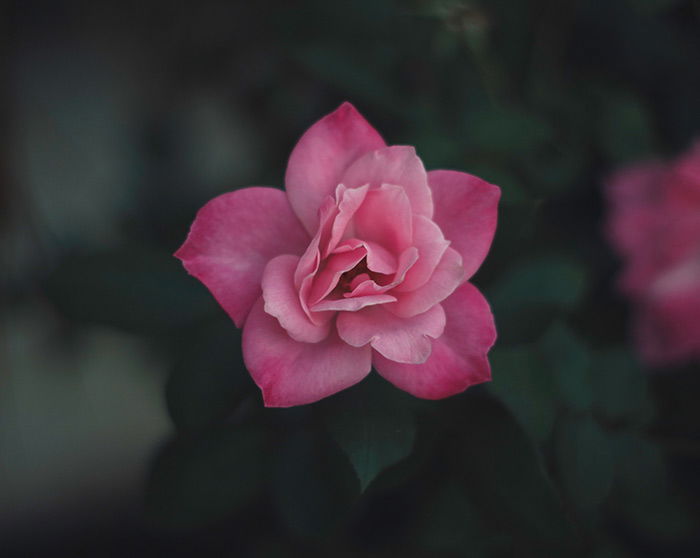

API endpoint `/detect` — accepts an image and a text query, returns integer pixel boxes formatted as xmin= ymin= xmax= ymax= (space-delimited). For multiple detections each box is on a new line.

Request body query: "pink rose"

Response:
xmin=176 ymin=103 xmax=499 ymax=406
xmin=606 ymin=140 xmax=700 ymax=366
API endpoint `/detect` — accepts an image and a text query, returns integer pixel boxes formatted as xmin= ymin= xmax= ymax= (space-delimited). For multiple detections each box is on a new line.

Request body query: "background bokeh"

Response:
xmin=3 ymin=0 xmax=700 ymax=556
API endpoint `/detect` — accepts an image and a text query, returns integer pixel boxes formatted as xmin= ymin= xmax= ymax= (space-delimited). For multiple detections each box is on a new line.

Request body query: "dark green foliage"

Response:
xmin=16 ymin=0 xmax=699 ymax=555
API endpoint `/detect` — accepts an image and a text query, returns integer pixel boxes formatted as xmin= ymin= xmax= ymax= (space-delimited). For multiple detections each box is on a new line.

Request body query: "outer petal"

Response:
xmin=243 ymin=297 xmax=372 ymax=407
xmin=342 ymin=146 xmax=434 ymax=218
xmin=428 ymin=170 xmax=500 ymax=280
xmin=605 ymin=161 xmax=666 ymax=259
xmin=635 ymin=259 xmax=700 ymax=366
xmin=175 ymin=187 xmax=309 ymax=327
xmin=388 ymin=246 xmax=465 ymax=318
xmin=337 ymin=304 xmax=445 ymax=364
xmin=285 ymin=103 xmax=385 ymax=233
xmin=262 ymin=255 xmax=332 ymax=343
xmin=373 ymin=282 xmax=496 ymax=399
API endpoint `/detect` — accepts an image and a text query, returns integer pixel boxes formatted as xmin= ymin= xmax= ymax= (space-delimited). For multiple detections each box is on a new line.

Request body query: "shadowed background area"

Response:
xmin=2 ymin=0 xmax=700 ymax=556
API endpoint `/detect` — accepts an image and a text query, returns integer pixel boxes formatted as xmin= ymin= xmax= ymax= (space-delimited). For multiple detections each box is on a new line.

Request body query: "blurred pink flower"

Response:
xmin=606 ymin=140 xmax=700 ymax=366
xmin=176 ymin=103 xmax=499 ymax=406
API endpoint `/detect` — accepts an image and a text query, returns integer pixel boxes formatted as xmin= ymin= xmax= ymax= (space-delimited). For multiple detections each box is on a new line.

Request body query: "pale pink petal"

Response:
xmin=341 ymin=146 xmax=434 ymax=218
xmin=337 ymin=304 xmax=446 ymax=364
xmin=175 ymin=187 xmax=309 ymax=327
xmin=333 ymin=239 xmax=397 ymax=274
xmin=325 ymin=184 xmax=369 ymax=256
xmin=352 ymin=184 xmax=413 ymax=253
xmin=285 ymin=103 xmax=385 ymax=233
xmin=309 ymin=247 xmax=366 ymax=304
xmin=388 ymin=247 xmax=465 ymax=318
xmin=311 ymin=293 xmax=397 ymax=312
xmin=373 ymin=282 xmax=496 ymax=399
xmin=294 ymin=196 xmax=336 ymax=290
xmin=294 ymin=198 xmax=337 ymax=323
xmin=262 ymin=255 xmax=332 ymax=343
xmin=428 ymin=170 xmax=500 ymax=280
xmin=345 ymin=247 xmax=419 ymax=297
xmin=394 ymin=215 xmax=449 ymax=293
xmin=243 ymin=297 xmax=371 ymax=407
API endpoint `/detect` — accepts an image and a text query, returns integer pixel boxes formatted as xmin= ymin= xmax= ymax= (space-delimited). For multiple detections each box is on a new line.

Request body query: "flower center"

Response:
xmin=331 ymin=257 xmax=392 ymax=297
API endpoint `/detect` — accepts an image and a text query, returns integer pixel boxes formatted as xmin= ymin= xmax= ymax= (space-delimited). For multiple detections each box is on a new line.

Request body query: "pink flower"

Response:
xmin=176 ymin=103 xmax=499 ymax=406
xmin=606 ymin=140 xmax=700 ymax=366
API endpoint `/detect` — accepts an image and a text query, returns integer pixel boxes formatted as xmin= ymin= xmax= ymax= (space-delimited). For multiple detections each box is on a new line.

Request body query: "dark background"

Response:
xmin=3 ymin=0 xmax=700 ymax=556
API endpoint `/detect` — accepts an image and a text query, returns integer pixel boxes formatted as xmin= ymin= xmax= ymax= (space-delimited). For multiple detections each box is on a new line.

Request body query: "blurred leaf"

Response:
xmin=419 ymin=480 xmax=491 ymax=555
xmin=625 ymin=0 xmax=684 ymax=13
xmin=609 ymin=432 xmax=694 ymax=539
xmin=295 ymin=46 xmax=397 ymax=113
xmin=488 ymin=255 xmax=587 ymax=344
xmin=597 ymin=89 xmax=654 ymax=164
xmin=521 ymin=145 xmax=588 ymax=196
xmin=272 ymin=429 xmax=359 ymax=539
xmin=590 ymin=349 xmax=654 ymax=426
xmin=489 ymin=346 xmax=558 ymax=441
xmin=321 ymin=375 xmax=416 ymax=491
xmin=467 ymin=105 xmax=554 ymax=155
xmin=452 ymin=395 xmax=579 ymax=553
xmin=539 ymin=322 xmax=593 ymax=412
xmin=166 ymin=322 xmax=253 ymax=432
xmin=556 ymin=414 xmax=615 ymax=512
xmin=145 ymin=425 xmax=266 ymax=529
xmin=44 ymin=247 xmax=216 ymax=335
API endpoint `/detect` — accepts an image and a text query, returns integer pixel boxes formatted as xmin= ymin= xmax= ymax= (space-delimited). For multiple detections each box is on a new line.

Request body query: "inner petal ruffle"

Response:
xmin=308 ymin=246 xmax=367 ymax=305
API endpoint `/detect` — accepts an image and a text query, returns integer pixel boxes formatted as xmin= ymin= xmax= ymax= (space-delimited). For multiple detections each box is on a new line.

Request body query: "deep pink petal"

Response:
xmin=605 ymin=161 xmax=666 ymax=261
xmin=285 ymin=103 xmax=385 ymax=233
xmin=352 ymin=184 xmax=413 ymax=253
xmin=373 ymin=282 xmax=496 ymax=399
xmin=243 ymin=297 xmax=371 ymax=407
xmin=337 ymin=304 xmax=446 ymax=364
xmin=428 ymin=170 xmax=500 ymax=280
xmin=262 ymin=255 xmax=332 ymax=343
xmin=395 ymin=215 xmax=449 ymax=293
xmin=175 ymin=187 xmax=309 ymax=327
xmin=388 ymin=247 xmax=465 ymax=318
xmin=341 ymin=146 xmax=434 ymax=218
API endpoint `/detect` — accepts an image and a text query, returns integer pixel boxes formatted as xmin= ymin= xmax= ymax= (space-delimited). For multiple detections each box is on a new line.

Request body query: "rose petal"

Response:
xmin=342 ymin=146 xmax=434 ymax=218
xmin=262 ymin=255 xmax=333 ymax=343
xmin=394 ymin=215 xmax=449 ymax=293
xmin=285 ymin=103 xmax=385 ymax=233
xmin=373 ymin=282 xmax=496 ymax=399
xmin=337 ymin=304 xmax=446 ymax=364
xmin=311 ymin=293 xmax=397 ymax=312
xmin=605 ymin=161 xmax=666 ymax=259
xmin=388 ymin=246 xmax=465 ymax=318
xmin=325 ymin=184 xmax=369 ymax=256
xmin=352 ymin=184 xmax=413 ymax=254
xmin=175 ymin=187 xmax=309 ymax=327
xmin=333 ymin=239 xmax=397 ymax=274
xmin=345 ymin=247 xmax=419 ymax=297
xmin=428 ymin=170 xmax=500 ymax=280
xmin=243 ymin=297 xmax=372 ymax=407
xmin=309 ymin=246 xmax=367 ymax=304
